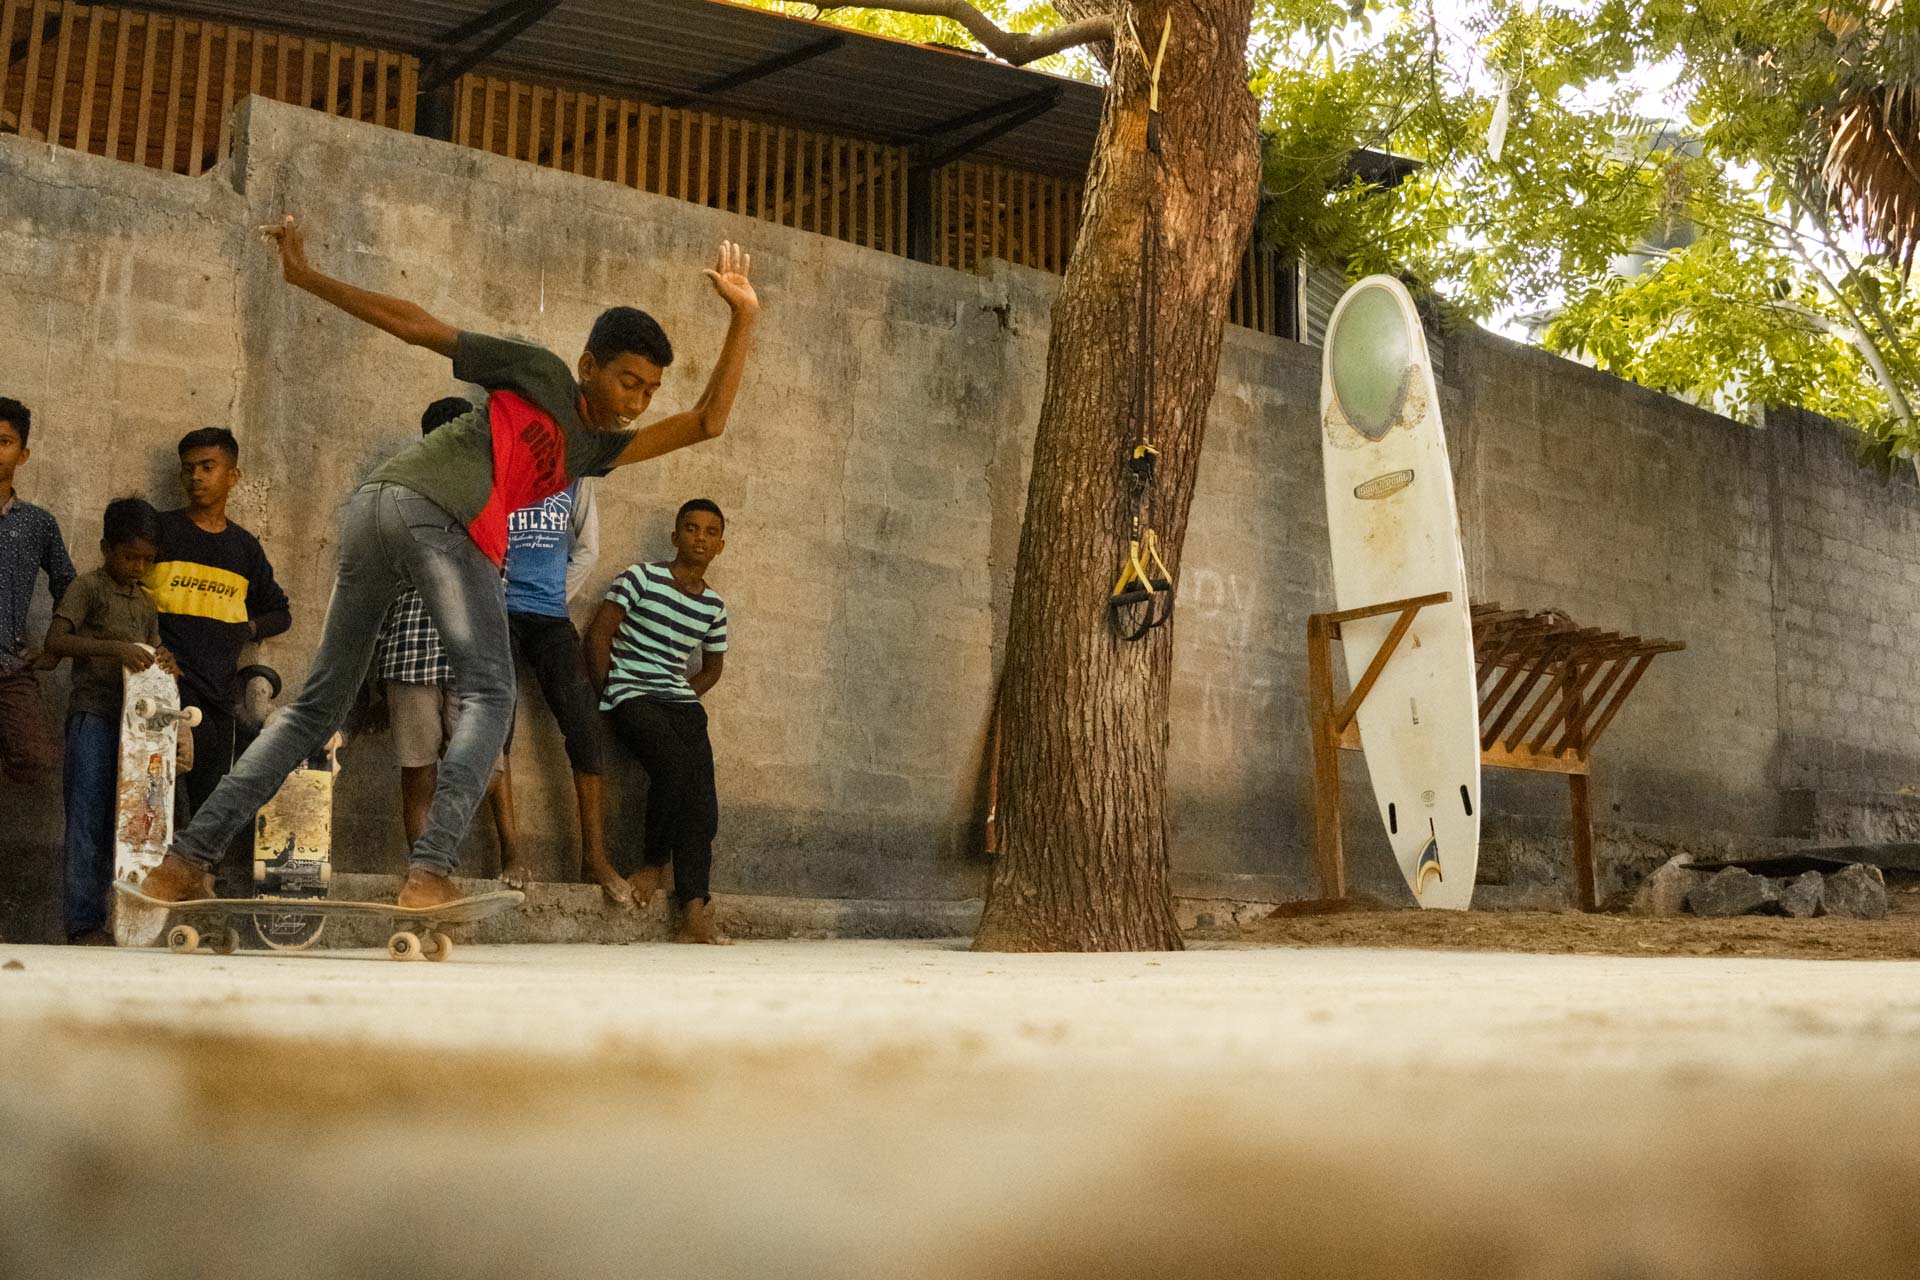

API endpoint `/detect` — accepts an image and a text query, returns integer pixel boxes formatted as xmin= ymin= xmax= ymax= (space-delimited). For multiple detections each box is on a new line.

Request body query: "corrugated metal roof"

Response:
xmin=139 ymin=0 xmax=1105 ymax=174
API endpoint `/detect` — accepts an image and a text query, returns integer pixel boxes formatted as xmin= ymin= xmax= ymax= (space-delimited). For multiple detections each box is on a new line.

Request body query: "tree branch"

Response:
xmin=819 ymin=0 xmax=1112 ymax=65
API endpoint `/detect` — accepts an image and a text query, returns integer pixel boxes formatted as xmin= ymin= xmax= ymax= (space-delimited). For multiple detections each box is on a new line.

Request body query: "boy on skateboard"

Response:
xmin=136 ymin=216 xmax=759 ymax=913
xmin=586 ymin=499 xmax=730 ymax=943
xmin=368 ymin=398 xmax=520 ymax=881
xmin=0 ymin=397 xmax=76 ymax=787
xmin=43 ymin=498 xmax=180 ymax=943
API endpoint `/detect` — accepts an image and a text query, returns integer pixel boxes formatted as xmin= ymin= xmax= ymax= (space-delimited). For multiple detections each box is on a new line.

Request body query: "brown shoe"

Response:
xmin=673 ymin=897 xmax=731 ymax=945
xmin=138 ymin=852 xmax=215 ymax=903
xmin=626 ymin=864 xmax=664 ymax=905
xmin=397 ymin=868 xmax=463 ymax=910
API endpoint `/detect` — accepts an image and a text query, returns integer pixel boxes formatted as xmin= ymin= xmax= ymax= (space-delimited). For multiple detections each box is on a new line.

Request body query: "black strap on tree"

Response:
xmin=1109 ymin=15 xmax=1175 ymax=643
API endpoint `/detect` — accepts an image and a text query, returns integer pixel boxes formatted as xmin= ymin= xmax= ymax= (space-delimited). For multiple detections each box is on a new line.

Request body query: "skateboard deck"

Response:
xmin=113 ymin=882 xmax=524 ymax=962
xmin=250 ymin=735 xmax=338 ymax=950
xmin=111 ymin=661 xmax=200 ymax=947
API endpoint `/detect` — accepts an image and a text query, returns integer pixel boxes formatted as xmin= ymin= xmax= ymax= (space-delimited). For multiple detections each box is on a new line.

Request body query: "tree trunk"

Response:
xmin=973 ymin=0 xmax=1260 ymax=951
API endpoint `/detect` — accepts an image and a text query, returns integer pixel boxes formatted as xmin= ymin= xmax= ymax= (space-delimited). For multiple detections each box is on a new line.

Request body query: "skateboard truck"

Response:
xmin=131 ymin=698 xmax=202 ymax=731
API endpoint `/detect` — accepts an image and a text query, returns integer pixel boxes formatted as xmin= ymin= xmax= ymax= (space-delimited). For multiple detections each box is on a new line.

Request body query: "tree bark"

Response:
xmin=972 ymin=0 xmax=1260 ymax=951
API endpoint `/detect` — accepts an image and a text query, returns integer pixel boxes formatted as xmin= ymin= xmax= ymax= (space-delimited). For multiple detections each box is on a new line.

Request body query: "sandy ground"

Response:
xmin=5 ymin=937 xmax=1920 ymax=1279
xmin=1218 ymin=892 xmax=1920 ymax=959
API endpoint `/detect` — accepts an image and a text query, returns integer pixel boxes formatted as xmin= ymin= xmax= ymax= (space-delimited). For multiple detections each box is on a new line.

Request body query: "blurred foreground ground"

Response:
xmin=4 ymin=935 xmax=1919 ymax=1279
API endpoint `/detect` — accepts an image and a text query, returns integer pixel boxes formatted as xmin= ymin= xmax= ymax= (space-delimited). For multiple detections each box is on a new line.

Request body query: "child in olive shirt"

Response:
xmin=45 ymin=498 xmax=180 ymax=944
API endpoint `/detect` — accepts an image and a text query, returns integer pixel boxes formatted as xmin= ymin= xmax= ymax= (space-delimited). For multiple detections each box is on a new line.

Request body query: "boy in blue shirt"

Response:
xmin=503 ymin=470 xmax=630 ymax=902
xmin=0 ymin=397 xmax=76 ymax=787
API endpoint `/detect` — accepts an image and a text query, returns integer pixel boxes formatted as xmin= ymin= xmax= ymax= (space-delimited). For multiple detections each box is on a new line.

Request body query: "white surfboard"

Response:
xmin=1320 ymin=276 xmax=1480 ymax=910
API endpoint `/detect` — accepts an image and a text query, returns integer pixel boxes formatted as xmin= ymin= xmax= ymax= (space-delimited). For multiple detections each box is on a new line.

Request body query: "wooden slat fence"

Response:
xmin=0 ymin=0 xmax=1284 ymax=334
xmin=0 ymin=0 xmax=412 ymax=175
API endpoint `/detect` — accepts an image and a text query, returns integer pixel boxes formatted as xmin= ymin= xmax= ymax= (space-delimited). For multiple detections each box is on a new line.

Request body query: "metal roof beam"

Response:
xmin=911 ymin=88 xmax=1062 ymax=169
xmin=660 ymin=34 xmax=847 ymax=109
xmin=896 ymin=87 xmax=1059 ymax=146
xmin=419 ymin=0 xmax=564 ymax=96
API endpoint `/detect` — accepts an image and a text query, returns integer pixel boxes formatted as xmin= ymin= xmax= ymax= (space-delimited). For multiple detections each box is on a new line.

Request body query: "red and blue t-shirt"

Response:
xmin=372 ymin=332 xmax=633 ymax=566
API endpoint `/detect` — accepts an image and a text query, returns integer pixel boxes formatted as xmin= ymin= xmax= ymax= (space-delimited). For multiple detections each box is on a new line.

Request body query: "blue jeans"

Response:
xmin=63 ymin=711 xmax=119 ymax=937
xmin=172 ymin=483 xmax=514 ymax=876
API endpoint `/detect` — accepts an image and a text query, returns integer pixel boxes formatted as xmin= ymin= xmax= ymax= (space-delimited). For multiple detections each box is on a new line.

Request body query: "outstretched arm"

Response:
xmin=611 ymin=242 xmax=760 ymax=468
xmin=257 ymin=215 xmax=459 ymax=358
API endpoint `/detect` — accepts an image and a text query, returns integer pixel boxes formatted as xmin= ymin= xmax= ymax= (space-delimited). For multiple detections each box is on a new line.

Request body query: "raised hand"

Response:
xmin=702 ymin=240 xmax=759 ymax=317
xmin=255 ymin=214 xmax=311 ymax=284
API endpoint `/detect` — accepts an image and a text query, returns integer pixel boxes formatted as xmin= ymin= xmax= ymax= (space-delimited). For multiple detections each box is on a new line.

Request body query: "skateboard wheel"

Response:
xmin=387 ymin=931 xmax=421 ymax=961
xmin=166 ymin=924 xmax=200 ymax=954
xmin=212 ymin=928 xmax=241 ymax=956
xmin=422 ymin=931 xmax=455 ymax=963
xmin=133 ymin=697 xmax=157 ymax=720
xmin=182 ymin=707 xmax=203 ymax=728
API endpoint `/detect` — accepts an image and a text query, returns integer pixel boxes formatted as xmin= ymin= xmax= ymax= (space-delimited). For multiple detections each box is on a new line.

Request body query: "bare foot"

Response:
xmin=673 ymin=897 xmax=732 ymax=945
xmin=626 ymin=864 xmax=664 ymax=906
xmin=583 ymin=861 xmax=633 ymax=908
xmin=499 ymin=858 xmax=530 ymax=890
xmin=397 ymin=868 xmax=463 ymax=909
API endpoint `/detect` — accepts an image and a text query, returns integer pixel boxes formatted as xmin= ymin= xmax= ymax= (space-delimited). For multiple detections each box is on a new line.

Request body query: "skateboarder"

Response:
xmin=367 ymin=397 xmax=521 ymax=882
xmin=136 ymin=215 xmax=759 ymax=913
xmin=43 ymin=498 xmax=179 ymax=944
xmin=585 ymin=499 xmax=730 ymax=943
xmin=147 ymin=426 xmax=293 ymax=894
xmin=0 ymin=397 xmax=76 ymax=787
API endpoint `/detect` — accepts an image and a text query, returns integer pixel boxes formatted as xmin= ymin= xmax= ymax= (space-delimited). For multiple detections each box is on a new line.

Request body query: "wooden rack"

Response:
xmin=1308 ymin=596 xmax=1684 ymax=911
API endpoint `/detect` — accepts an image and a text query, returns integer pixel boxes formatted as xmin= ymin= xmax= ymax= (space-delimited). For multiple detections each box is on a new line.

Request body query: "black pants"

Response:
xmin=178 ymin=691 xmax=257 ymax=897
xmin=508 ymin=612 xmax=603 ymax=775
xmin=608 ymin=698 xmax=716 ymax=904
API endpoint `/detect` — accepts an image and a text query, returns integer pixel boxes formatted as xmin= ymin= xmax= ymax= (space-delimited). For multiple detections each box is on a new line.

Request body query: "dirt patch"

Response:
xmin=1209 ymin=902 xmax=1920 ymax=960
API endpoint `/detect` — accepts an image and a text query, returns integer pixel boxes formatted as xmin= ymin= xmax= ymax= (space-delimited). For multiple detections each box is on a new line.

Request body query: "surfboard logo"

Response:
xmin=1414 ymin=830 xmax=1444 ymax=895
xmin=1354 ymin=469 xmax=1414 ymax=500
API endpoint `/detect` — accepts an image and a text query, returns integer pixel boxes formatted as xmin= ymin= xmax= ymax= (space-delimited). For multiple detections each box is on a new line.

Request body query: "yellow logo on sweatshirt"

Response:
xmin=145 ymin=562 xmax=249 ymax=624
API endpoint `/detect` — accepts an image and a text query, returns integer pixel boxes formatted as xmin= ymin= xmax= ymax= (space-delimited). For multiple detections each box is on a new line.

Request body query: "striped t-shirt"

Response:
xmin=601 ymin=562 xmax=728 ymax=708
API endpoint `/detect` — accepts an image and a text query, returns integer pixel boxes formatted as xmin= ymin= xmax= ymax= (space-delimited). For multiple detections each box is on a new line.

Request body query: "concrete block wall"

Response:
xmin=3 ymin=98 xmax=1918 ymax=938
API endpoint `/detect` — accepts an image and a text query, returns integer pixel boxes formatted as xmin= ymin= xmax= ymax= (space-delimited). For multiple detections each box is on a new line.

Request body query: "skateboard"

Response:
xmin=112 ymin=882 xmax=524 ymax=962
xmin=250 ymin=732 xmax=337 ymax=951
xmin=112 ymin=659 xmax=201 ymax=948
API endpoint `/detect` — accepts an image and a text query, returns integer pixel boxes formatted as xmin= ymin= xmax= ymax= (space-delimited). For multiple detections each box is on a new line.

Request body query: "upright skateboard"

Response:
xmin=112 ymin=882 xmax=524 ymax=961
xmin=112 ymin=659 xmax=200 ymax=948
xmin=250 ymin=733 xmax=338 ymax=950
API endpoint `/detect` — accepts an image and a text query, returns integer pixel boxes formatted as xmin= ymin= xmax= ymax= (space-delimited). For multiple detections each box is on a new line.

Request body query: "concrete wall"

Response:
xmin=3 ymin=98 xmax=1918 ymax=939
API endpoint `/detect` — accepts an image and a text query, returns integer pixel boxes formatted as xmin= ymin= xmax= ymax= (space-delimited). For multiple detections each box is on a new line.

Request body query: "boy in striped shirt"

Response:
xmin=585 ymin=499 xmax=729 ymax=943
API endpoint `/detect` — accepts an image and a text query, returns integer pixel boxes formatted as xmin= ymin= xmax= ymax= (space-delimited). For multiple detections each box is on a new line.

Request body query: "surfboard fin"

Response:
xmin=1414 ymin=831 xmax=1444 ymax=895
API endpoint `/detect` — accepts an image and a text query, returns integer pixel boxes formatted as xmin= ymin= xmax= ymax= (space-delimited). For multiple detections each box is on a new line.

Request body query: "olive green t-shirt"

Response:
xmin=55 ymin=568 xmax=161 ymax=720
xmin=371 ymin=332 xmax=636 ymax=565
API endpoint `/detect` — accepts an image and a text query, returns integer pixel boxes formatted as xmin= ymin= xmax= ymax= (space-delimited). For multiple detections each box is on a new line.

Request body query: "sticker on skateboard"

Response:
xmin=112 ymin=882 xmax=524 ymax=962
xmin=112 ymin=659 xmax=200 ymax=948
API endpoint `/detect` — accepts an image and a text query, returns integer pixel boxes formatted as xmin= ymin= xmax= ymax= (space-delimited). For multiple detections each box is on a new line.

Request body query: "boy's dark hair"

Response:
xmin=676 ymin=498 xmax=725 ymax=531
xmin=102 ymin=497 xmax=162 ymax=548
xmin=177 ymin=426 xmax=239 ymax=464
xmin=0 ymin=397 xmax=31 ymax=446
xmin=587 ymin=307 xmax=673 ymax=369
xmin=421 ymin=397 xmax=472 ymax=436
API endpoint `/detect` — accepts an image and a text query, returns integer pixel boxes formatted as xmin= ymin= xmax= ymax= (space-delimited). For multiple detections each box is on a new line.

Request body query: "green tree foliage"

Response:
xmin=738 ymin=0 xmax=1096 ymax=78
xmin=1252 ymin=0 xmax=1920 ymax=464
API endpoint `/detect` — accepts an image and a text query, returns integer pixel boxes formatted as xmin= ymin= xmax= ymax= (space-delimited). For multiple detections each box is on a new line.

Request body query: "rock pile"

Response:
xmin=1629 ymin=857 xmax=1888 ymax=920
